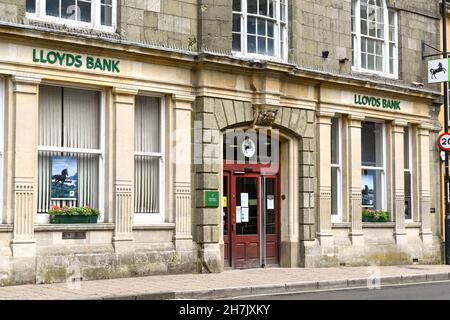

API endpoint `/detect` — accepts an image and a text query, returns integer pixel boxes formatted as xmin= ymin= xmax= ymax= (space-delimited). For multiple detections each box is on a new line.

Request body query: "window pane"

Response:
xmin=61 ymin=0 xmax=76 ymax=19
xmin=135 ymin=96 xmax=161 ymax=153
xmin=233 ymin=0 xmax=241 ymax=11
xmin=248 ymin=35 xmax=256 ymax=53
xmin=375 ymin=55 xmax=382 ymax=71
xmin=269 ymin=0 xmax=275 ymax=17
xmin=361 ymin=19 xmax=367 ymax=35
xmin=331 ymin=117 xmax=339 ymax=165
xmin=362 ymin=169 xmax=383 ymax=210
xmin=233 ymin=33 xmax=241 ymax=51
xmin=134 ymin=156 xmax=160 ymax=213
xmin=331 ymin=167 xmax=339 ymax=216
xmin=257 ymin=19 xmax=266 ymax=36
xmin=361 ymin=121 xmax=384 ymax=167
xmin=236 ymin=177 xmax=258 ymax=235
xmin=78 ymin=0 xmax=91 ymax=22
xmin=265 ymin=178 xmax=276 ymax=234
xmin=101 ymin=4 xmax=112 ymax=26
xmin=46 ymin=0 xmax=60 ymax=17
xmin=248 ymin=0 xmax=257 ymax=14
xmin=268 ymin=38 xmax=274 ymax=56
xmin=404 ymin=126 xmax=410 ymax=169
xmin=267 ymin=21 xmax=274 ymax=37
xmin=405 ymin=172 xmax=412 ymax=220
xmin=247 ymin=17 xmax=256 ymax=34
xmin=259 ymin=0 xmax=267 ymax=16
xmin=233 ymin=14 xmax=241 ymax=32
xmin=26 ymin=0 xmax=36 ymax=13
xmin=368 ymin=54 xmax=374 ymax=69
xmin=258 ymin=36 xmax=266 ymax=54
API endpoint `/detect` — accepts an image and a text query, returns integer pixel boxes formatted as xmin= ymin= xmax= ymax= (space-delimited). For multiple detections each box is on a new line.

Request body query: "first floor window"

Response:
xmin=331 ymin=117 xmax=342 ymax=221
xmin=134 ymin=96 xmax=164 ymax=220
xmin=37 ymin=85 xmax=103 ymax=216
xmin=26 ymin=0 xmax=115 ymax=30
xmin=361 ymin=121 xmax=386 ymax=211
xmin=232 ymin=0 xmax=288 ymax=60
xmin=351 ymin=0 xmax=398 ymax=77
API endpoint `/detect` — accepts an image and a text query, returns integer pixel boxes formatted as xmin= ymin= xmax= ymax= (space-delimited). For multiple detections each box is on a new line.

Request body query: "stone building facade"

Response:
xmin=0 ymin=0 xmax=444 ymax=285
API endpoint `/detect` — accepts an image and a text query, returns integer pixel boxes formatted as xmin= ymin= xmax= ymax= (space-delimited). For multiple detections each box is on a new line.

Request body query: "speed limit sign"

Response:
xmin=439 ymin=132 xmax=450 ymax=151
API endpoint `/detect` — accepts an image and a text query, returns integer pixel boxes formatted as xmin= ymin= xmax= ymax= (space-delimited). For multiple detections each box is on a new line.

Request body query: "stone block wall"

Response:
xmin=0 ymin=0 xmax=25 ymax=20
xmin=118 ymin=0 xmax=198 ymax=50
xmin=289 ymin=0 xmax=353 ymax=73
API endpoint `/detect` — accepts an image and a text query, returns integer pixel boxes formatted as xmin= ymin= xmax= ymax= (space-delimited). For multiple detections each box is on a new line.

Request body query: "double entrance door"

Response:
xmin=223 ymin=170 xmax=280 ymax=268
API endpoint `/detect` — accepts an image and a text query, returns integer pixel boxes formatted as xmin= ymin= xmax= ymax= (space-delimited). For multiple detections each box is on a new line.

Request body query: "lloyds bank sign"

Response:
xmin=32 ymin=48 xmax=120 ymax=73
xmin=354 ymin=94 xmax=401 ymax=110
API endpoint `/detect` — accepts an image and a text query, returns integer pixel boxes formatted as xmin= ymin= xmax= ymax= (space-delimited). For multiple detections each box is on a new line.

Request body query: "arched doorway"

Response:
xmin=222 ymin=128 xmax=280 ymax=268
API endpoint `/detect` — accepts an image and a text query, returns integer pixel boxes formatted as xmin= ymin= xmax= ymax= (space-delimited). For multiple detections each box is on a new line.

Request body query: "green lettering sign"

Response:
xmin=32 ymin=49 xmax=120 ymax=74
xmin=354 ymin=94 xmax=401 ymax=111
xmin=205 ymin=191 xmax=220 ymax=208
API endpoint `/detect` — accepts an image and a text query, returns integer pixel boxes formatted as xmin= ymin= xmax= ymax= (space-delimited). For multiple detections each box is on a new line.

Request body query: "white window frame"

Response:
xmin=404 ymin=125 xmax=413 ymax=223
xmin=0 ymin=77 xmax=4 ymax=224
xmin=351 ymin=0 xmax=398 ymax=78
xmin=26 ymin=0 xmax=117 ymax=32
xmin=361 ymin=120 xmax=387 ymax=212
xmin=36 ymin=84 xmax=105 ymax=224
xmin=134 ymin=95 xmax=165 ymax=225
xmin=331 ymin=116 xmax=342 ymax=223
xmin=232 ymin=0 xmax=288 ymax=62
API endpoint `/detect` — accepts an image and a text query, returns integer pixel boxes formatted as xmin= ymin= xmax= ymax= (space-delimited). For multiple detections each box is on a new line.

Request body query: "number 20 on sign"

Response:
xmin=438 ymin=132 xmax=450 ymax=151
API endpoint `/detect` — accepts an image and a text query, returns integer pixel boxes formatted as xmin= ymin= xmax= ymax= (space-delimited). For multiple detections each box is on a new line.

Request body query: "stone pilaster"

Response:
xmin=172 ymin=95 xmax=195 ymax=251
xmin=316 ymin=111 xmax=334 ymax=247
xmin=418 ymin=123 xmax=433 ymax=246
xmin=112 ymin=87 xmax=138 ymax=253
xmin=348 ymin=114 xmax=364 ymax=246
xmin=392 ymin=120 xmax=407 ymax=246
xmin=11 ymin=75 xmax=41 ymax=257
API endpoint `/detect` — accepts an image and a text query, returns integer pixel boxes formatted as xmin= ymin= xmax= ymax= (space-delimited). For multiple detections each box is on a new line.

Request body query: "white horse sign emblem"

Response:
xmin=428 ymin=58 xmax=449 ymax=83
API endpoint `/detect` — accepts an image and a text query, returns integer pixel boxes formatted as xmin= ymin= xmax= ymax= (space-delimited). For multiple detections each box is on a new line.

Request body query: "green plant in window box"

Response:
xmin=49 ymin=205 xmax=99 ymax=224
xmin=362 ymin=208 xmax=390 ymax=222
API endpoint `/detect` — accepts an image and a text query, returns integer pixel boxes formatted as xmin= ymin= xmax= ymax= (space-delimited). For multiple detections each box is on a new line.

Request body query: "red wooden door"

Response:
xmin=223 ymin=172 xmax=231 ymax=267
xmin=231 ymin=174 xmax=260 ymax=268
xmin=263 ymin=176 xmax=280 ymax=266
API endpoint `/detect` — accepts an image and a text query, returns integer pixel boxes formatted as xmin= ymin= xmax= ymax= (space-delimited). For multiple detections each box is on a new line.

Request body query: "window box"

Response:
xmin=50 ymin=214 xmax=98 ymax=224
xmin=49 ymin=205 xmax=99 ymax=224
xmin=362 ymin=208 xmax=390 ymax=222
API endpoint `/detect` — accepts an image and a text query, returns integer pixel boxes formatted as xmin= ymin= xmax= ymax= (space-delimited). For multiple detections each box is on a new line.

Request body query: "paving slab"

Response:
xmin=0 ymin=265 xmax=450 ymax=300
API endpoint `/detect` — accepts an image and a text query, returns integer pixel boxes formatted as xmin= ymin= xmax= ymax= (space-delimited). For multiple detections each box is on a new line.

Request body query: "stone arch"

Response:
xmin=194 ymin=97 xmax=316 ymax=271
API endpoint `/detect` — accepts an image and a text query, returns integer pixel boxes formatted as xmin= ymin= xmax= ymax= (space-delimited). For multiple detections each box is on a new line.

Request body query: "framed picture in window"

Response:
xmin=51 ymin=156 xmax=78 ymax=200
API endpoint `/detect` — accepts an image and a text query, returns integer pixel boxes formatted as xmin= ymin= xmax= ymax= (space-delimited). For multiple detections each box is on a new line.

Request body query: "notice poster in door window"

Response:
xmin=241 ymin=193 xmax=249 ymax=207
xmin=236 ymin=206 xmax=242 ymax=223
xmin=51 ymin=156 xmax=78 ymax=200
xmin=267 ymin=195 xmax=275 ymax=210
xmin=241 ymin=207 xmax=249 ymax=223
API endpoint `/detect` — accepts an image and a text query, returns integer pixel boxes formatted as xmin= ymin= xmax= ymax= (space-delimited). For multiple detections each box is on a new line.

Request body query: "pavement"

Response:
xmin=1 ymin=264 xmax=450 ymax=300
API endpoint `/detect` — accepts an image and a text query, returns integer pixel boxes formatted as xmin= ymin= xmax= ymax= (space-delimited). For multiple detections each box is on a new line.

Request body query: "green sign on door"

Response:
xmin=205 ymin=191 xmax=220 ymax=207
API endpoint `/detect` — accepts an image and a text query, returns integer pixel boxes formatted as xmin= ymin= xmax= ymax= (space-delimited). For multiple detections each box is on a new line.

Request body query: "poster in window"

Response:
xmin=51 ymin=156 xmax=78 ymax=200
xmin=361 ymin=171 xmax=374 ymax=207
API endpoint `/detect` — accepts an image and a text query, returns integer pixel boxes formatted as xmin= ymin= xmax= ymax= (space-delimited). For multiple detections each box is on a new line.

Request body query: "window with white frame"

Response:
xmin=351 ymin=0 xmax=398 ymax=77
xmin=37 ymin=85 xmax=104 ymax=220
xmin=26 ymin=0 xmax=116 ymax=31
xmin=331 ymin=117 xmax=342 ymax=222
xmin=404 ymin=125 xmax=413 ymax=221
xmin=232 ymin=0 xmax=288 ymax=60
xmin=134 ymin=96 xmax=164 ymax=224
xmin=361 ymin=121 xmax=386 ymax=211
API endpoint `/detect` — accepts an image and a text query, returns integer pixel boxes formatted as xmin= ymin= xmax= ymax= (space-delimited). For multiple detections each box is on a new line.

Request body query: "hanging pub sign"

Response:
xmin=51 ymin=156 xmax=78 ymax=200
